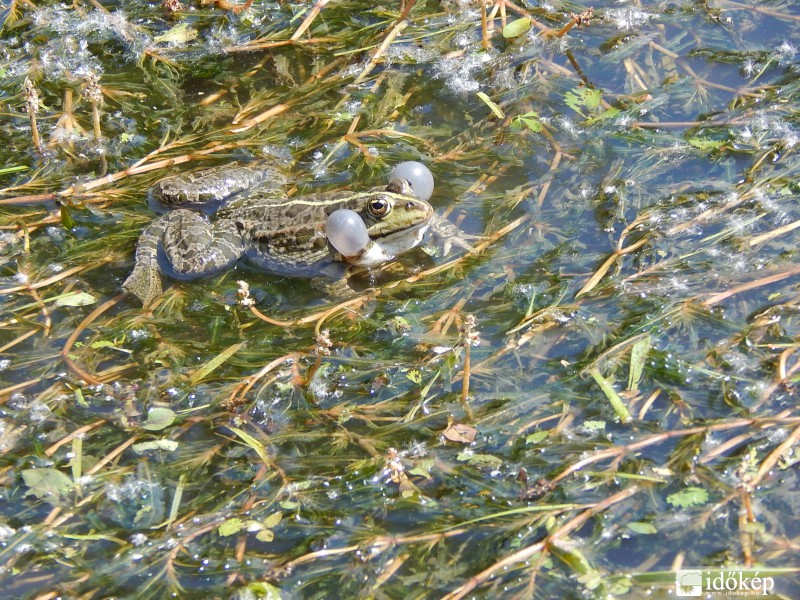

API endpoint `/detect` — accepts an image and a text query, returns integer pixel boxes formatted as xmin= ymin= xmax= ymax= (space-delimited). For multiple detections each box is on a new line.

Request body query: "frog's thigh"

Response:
xmin=162 ymin=210 xmax=245 ymax=276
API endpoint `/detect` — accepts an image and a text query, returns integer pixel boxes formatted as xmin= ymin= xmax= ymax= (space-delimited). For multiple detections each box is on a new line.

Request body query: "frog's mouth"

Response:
xmin=344 ymin=221 xmax=430 ymax=267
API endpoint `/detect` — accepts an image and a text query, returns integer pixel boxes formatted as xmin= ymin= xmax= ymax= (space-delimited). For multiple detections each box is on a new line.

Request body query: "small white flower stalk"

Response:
xmin=458 ymin=313 xmax=481 ymax=416
xmin=23 ymin=77 xmax=42 ymax=153
xmin=82 ymin=72 xmax=104 ymax=141
xmin=235 ymin=280 xmax=255 ymax=307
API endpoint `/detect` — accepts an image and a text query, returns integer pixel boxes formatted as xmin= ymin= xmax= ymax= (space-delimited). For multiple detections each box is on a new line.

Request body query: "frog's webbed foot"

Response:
xmin=123 ymin=259 xmax=163 ymax=309
xmin=310 ymin=276 xmax=361 ymax=300
xmin=428 ymin=215 xmax=479 ymax=256
xmin=124 ymin=215 xmax=168 ymax=307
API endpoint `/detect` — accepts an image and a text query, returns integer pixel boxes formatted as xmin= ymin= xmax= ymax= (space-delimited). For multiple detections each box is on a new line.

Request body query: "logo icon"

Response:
xmin=676 ymin=569 xmax=703 ymax=596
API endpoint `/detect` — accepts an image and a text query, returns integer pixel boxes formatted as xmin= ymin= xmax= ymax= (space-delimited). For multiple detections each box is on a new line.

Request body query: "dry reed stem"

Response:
xmin=291 ymin=0 xmax=329 ymax=41
xmin=229 ymin=103 xmax=289 ymax=133
xmin=45 ymin=419 xmax=106 ymax=457
xmin=247 ymin=294 xmax=371 ymax=330
xmin=480 ymin=1 xmax=489 ymax=51
xmin=352 ymin=20 xmax=409 ymax=85
xmin=751 ymin=422 xmax=800 ymax=488
xmin=223 ymin=353 xmax=299 ymax=409
xmin=222 ymin=36 xmax=338 ymax=53
xmin=0 ymin=329 xmax=39 ymax=353
xmin=61 ymin=293 xmax=126 ymax=385
xmin=748 ymin=217 xmax=800 ymax=246
xmin=0 ymin=260 xmax=113 ymax=294
xmin=702 ymin=264 xmax=800 ymax=306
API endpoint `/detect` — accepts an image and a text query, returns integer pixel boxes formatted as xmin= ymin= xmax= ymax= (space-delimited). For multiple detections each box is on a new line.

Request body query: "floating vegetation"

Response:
xmin=1 ymin=1 xmax=799 ymax=598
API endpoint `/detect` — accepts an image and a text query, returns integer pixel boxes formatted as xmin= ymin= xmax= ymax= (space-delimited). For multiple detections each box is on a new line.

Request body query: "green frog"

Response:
xmin=123 ymin=164 xmax=437 ymax=307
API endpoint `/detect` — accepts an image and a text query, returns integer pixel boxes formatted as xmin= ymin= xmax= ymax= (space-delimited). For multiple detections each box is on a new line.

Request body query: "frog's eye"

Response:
xmin=368 ymin=197 xmax=391 ymax=218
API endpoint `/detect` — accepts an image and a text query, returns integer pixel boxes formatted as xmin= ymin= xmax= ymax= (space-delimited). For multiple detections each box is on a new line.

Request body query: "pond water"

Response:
xmin=1 ymin=1 xmax=799 ymax=598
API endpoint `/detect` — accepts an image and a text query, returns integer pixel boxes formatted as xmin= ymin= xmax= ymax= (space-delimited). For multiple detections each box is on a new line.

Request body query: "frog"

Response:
xmin=122 ymin=164 xmax=439 ymax=307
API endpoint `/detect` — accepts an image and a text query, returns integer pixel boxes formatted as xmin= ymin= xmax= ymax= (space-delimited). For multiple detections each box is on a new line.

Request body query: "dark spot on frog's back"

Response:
xmin=284 ymin=204 xmax=305 ymax=219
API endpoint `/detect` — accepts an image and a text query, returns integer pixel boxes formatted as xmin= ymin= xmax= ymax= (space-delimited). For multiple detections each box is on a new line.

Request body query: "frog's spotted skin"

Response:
xmin=123 ymin=166 xmax=434 ymax=307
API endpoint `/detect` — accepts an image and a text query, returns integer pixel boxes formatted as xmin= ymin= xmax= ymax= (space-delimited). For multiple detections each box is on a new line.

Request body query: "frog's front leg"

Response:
xmin=428 ymin=214 xmax=477 ymax=256
xmin=123 ymin=210 xmax=245 ymax=307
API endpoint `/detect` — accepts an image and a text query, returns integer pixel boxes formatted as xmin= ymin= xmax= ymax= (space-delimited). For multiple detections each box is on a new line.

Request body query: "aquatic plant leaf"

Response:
xmin=442 ymin=419 xmax=477 ymax=443
xmin=476 ymin=92 xmax=505 ymax=119
xmin=588 ymin=367 xmax=632 ymax=422
xmin=54 ymin=291 xmax=97 ymax=307
xmin=502 ymin=18 xmax=531 ymax=38
xmin=525 ymin=431 xmax=548 ymax=444
xmin=256 ymin=529 xmax=275 ymax=542
xmin=512 ymin=111 xmax=542 ymax=132
xmin=457 ymin=452 xmax=503 ymax=468
xmin=408 ymin=459 xmax=435 ymax=480
xmin=627 ymin=522 xmax=657 ymax=534
xmin=188 ymin=342 xmax=245 ymax=385
xmin=564 ymin=87 xmax=603 ymax=117
xmin=219 ymin=517 xmax=245 ymax=536
xmin=628 ymin=335 xmax=651 ymax=391
xmin=233 ymin=581 xmax=282 ymax=600
xmin=153 ymin=23 xmax=197 ymax=44
xmin=228 ymin=427 xmax=271 ymax=466
xmin=21 ymin=468 xmax=73 ymax=504
xmin=132 ymin=439 xmax=179 ymax=453
xmin=666 ymin=487 xmax=709 ymax=508
xmin=262 ymin=511 xmax=282 ymax=528
xmin=140 ymin=407 xmax=176 ymax=431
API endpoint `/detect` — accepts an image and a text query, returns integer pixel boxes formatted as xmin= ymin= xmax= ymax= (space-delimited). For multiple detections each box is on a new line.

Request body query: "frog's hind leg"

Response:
xmin=161 ymin=209 xmax=245 ymax=279
xmin=123 ymin=214 xmax=171 ymax=307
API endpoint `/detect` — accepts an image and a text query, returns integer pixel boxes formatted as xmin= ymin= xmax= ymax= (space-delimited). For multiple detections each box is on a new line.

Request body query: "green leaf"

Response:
xmin=525 ymin=431 xmax=548 ymax=444
xmin=153 ymin=22 xmax=197 ymax=44
xmin=228 ymin=427 xmax=271 ymax=466
xmin=588 ymin=367 xmax=632 ymax=422
xmin=406 ymin=369 xmax=422 ymax=384
xmin=262 ymin=511 xmax=282 ymax=528
xmin=512 ymin=111 xmax=542 ymax=132
xmin=54 ymin=291 xmax=97 ymax=307
xmin=60 ymin=205 xmax=76 ymax=229
xmin=256 ymin=529 xmax=275 ymax=542
xmin=234 ymin=581 xmax=283 ymax=600
xmin=132 ymin=439 xmax=179 ymax=453
xmin=584 ymin=88 xmax=602 ymax=110
xmin=188 ymin=342 xmax=245 ymax=385
xmin=687 ymin=136 xmax=725 ymax=151
xmin=628 ymin=335 xmax=651 ymax=391
xmin=219 ymin=517 xmax=244 ymax=536
xmin=21 ymin=468 xmax=73 ymax=504
xmin=502 ymin=17 xmax=531 ymax=38
xmin=457 ymin=452 xmax=503 ymax=469
xmin=476 ymin=91 xmax=506 ymax=119
xmin=140 ymin=407 xmax=176 ymax=431
xmin=564 ymin=87 xmax=604 ymax=118
xmin=408 ymin=458 xmax=435 ymax=479
xmin=627 ymin=522 xmax=657 ymax=534
xmin=582 ymin=419 xmax=606 ymax=432
xmin=667 ymin=486 xmax=709 ymax=508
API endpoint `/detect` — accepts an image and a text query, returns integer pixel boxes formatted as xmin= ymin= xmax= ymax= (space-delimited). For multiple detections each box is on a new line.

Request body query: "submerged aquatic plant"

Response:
xmin=1 ymin=1 xmax=799 ymax=598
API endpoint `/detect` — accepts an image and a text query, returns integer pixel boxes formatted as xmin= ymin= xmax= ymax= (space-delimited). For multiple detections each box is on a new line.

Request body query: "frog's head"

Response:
xmin=328 ymin=189 xmax=433 ymax=267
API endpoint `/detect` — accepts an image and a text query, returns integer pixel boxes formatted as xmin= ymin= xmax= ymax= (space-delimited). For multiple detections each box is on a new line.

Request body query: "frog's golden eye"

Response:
xmin=367 ymin=197 xmax=391 ymax=218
